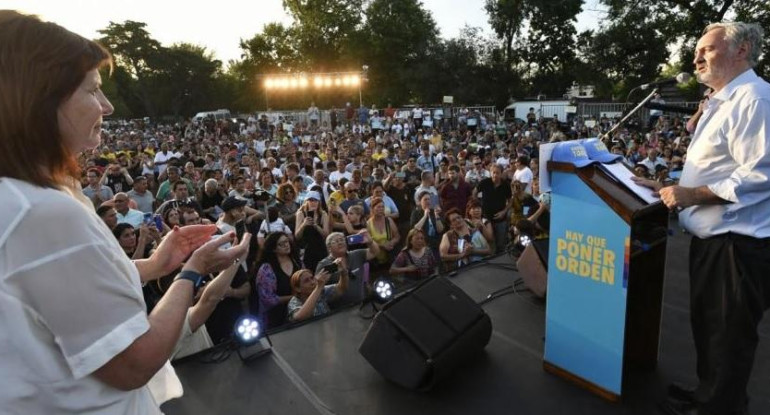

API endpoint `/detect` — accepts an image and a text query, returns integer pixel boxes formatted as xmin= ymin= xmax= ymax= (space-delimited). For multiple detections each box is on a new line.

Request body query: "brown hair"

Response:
xmin=403 ymin=228 xmax=425 ymax=251
xmin=290 ymin=269 xmax=312 ymax=295
xmin=0 ymin=11 xmax=112 ymax=187
xmin=465 ymin=198 xmax=482 ymax=218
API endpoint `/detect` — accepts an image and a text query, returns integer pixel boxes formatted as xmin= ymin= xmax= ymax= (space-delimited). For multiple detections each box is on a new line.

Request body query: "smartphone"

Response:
xmin=395 ymin=172 xmax=406 ymax=179
xmin=322 ymin=262 xmax=339 ymax=275
xmin=153 ymin=214 xmax=163 ymax=232
xmin=347 ymin=234 xmax=364 ymax=245
xmin=143 ymin=212 xmax=153 ymax=226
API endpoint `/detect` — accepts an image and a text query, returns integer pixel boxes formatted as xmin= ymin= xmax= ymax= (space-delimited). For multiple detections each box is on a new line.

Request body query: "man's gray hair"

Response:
xmin=325 ymin=232 xmax=346 ymax=250
xmin=204 ymin=178 xmax=218 ymax=189
xmin=704 ymin=22 xmax=764 ymax=67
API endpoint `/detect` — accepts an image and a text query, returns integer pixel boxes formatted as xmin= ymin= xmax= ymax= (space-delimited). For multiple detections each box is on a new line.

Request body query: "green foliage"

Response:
xmin=92 ymin=1 xmax=770 ymax=117
xmin=98 ymin=21 xmax=231 ymax=118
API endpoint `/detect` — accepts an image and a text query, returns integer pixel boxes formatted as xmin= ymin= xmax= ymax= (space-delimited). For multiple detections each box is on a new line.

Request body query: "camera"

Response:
xmin=249 ymin=190 xmax=272 ymax=202
xmin=321 ymin=262 xmax=339 ymax=274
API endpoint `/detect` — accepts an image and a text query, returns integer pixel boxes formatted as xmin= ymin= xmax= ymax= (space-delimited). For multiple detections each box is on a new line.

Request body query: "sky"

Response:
xmin=3 ymin=0 xmax=607 ymax=64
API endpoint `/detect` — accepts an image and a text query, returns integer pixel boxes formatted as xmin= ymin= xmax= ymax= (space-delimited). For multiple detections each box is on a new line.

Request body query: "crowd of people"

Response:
xmin=80 ymin=89 xmax=701 ymax=339
xmin=3 ymin=9 xmax=768 ymax=415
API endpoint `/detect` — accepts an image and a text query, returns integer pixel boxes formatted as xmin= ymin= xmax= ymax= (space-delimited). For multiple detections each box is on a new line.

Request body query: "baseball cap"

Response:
xmin=222 ymin=196 xmax=248 ymax=211
xmin=550 ymin=141 xmax=597 ymax=168
xmin=581 ymin=138 xmax=623 ymax=164
xmin=305 ymin=190 xmax=322 ymax=201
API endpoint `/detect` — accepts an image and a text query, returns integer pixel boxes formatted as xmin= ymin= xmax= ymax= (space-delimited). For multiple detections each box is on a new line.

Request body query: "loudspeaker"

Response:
xmin=358 ymin=276 xmax=492 ymax=391
xmin=516 ymin=238 xmax=549 ymax=298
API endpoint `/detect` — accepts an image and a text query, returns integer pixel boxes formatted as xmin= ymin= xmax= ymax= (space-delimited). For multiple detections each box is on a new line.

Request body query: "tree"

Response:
xmin=153 ymin=43 xmax=223 ymax=117
xmin=98 ymin=21 xmax=163 ymax=116
xmin=485 ymin=0 xmax=528 ymax=68
xmin=600 ymin=0 xmax=769 ymax=75
xmin=282 ymin=0 xmax=365 ymax=70
xmin=357 ymin=0 xmax=440 ymax=104
xmin=576 ymin=14 xmax=669 ymax=99
xmin=519 ymin=0 xmax=583 ymax=97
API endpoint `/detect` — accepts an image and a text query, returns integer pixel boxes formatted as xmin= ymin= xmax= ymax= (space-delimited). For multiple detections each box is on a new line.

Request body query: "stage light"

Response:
xmin=334 ymin=77 xmax=342 ymax=86
xmin=282 ymin=78 xmax=291 ymax=89
xmin=299 ymin=77 xmax=309 ymax=88
xmin=323 ymin=78 xmax=333 ymax=87
xmin=314 ymin=76 xmax=323 ymax=88
xmin=264 ymin=79 xmax=274 ymax=89
xmin=374 ymin=278 xmax=394 ymax=302
xmin=350 ymin=75 xmax=360 ymax=86
xmin=289 ymin=78 xmax=299 ymax=88
xmin=342 ymin=76 xmax=351 ymax=86
xmin=235 ymin=316 xmax=261 ymax=344
xmin=234 ymin=315 xmax=272 ymax=362
xmin=519 ymin=234 xmax=532 ymax=247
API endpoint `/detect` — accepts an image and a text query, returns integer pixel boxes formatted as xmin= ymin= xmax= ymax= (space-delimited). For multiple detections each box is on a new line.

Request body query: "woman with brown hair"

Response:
xmin=0 ymin=11 xmax=249 ymax=413
xmin=465 ymin=198 xmax=494 ymax=247
xmin=439 ymin=208 xmax=492 ymax=271
xmin=389 ymin=229 xmax=438 ymax=283
xmin=286 ymin=266 xmax=347 ymax=322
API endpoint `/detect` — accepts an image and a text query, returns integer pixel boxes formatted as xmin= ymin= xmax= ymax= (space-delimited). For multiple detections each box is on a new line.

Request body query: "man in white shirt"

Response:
xmin=639 ymin=148 xmax=668 ymax=173
xmin=512 ymin=156 xmax=534 ymax=193
xmin=153 ymin=142 xmax=177 ymax=176
xmin=411 ymin=106 xmax=423 ymax=131
xmin=114 ymin=192 xmax=145 ymax=227
xmin=307 ymin=102 xmax=320 ymax=127
xmin=634 ymin=22 xmax=770 ymax=415
xmin=329 ymin=160 xmax=353 ymax=186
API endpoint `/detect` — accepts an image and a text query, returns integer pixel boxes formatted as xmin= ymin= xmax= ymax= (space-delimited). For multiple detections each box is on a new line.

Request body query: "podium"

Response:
xmin=543 ymin=161 xmax=669 ymax=401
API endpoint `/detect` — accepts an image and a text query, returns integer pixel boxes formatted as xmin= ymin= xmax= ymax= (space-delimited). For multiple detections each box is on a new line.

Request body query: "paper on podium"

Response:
xmin=600 ymin=163 xmax=660 ymax=204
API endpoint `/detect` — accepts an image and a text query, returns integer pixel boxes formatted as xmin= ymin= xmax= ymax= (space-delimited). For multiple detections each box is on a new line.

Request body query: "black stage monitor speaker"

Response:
xmin=516 ymin=238 xmax=549 ymax=298
xmin=358 ymin=276 xmax=492 ymax=391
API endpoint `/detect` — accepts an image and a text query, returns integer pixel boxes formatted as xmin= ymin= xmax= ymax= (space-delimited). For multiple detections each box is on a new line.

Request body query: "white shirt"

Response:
xmin=153 ymin=151 xmax=178 ymax=175
xmin=257 ymin=218 xmax=292 ymax=239
xmin=513 ymin=167 xmax=534 ymax=193
xmin=679 ymin=69 xmax=770 ymax=238
xmin=329 ymin=170 xmax=352 ymax=185
xmin=0 ymin=178 xmax=163 ymax=414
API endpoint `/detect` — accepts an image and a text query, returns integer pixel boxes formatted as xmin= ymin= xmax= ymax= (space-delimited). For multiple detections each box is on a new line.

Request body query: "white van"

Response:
xmin=192 ymin=109 xmax=232 ymax=123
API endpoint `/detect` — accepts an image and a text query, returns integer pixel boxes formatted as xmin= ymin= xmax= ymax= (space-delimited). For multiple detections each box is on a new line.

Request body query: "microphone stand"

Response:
xmin=601 ymin=87 xmax=660 ymax=142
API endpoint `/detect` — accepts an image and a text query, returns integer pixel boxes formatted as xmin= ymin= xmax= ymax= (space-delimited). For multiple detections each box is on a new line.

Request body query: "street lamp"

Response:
xmin=359 ymin=65 xmax=369 ymax=107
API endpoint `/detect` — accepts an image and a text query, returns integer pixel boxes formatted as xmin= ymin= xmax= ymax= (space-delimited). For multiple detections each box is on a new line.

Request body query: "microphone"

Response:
xmin=640 ymin=72 xmax=692 ymax=90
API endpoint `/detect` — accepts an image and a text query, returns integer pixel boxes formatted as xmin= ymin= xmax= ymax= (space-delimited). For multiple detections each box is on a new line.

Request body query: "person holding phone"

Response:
xmin=410 ymin=191 xmax=444 ymax=258
xmin=315 ymin=232 xmax=380 ymax=306
xmin=287 ymin=265 xmax=347 ymax=322
xmin=295 ymin=191 xmax=330 ymax=272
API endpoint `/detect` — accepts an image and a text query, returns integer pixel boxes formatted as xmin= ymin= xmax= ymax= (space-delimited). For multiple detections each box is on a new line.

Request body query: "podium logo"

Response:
xmin=555 ymin=230 xmax=616 ymax=285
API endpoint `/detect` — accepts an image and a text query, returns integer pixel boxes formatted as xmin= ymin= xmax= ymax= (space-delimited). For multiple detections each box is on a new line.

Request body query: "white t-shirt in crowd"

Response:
xmin=0 ymin=178 xmax=165 ymax=414
xmin=257 ymin=218 xmax=292 ymax=239
xmin=153 ymin=151 xmax=178 ymax=175
xmin=513 ymin=167 xmax=534 ymax=193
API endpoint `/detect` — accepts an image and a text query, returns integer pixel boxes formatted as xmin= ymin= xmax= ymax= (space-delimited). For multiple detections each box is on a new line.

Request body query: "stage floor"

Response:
xmin=162 ymin=225 xmax=770 ymax=415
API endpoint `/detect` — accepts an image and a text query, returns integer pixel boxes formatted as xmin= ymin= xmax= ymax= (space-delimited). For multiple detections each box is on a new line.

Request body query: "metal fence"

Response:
xmin=577 ymin=101 xmax=700 ymax=121
xmin=256 ymin=105 xmax=499 ymax=128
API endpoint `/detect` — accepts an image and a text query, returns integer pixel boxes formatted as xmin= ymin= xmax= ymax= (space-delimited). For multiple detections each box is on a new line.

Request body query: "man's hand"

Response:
xmin=630 ymin=176 xmax=664 ymax=195
xmin=658 ymin=186 xmax=697 ymax=210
